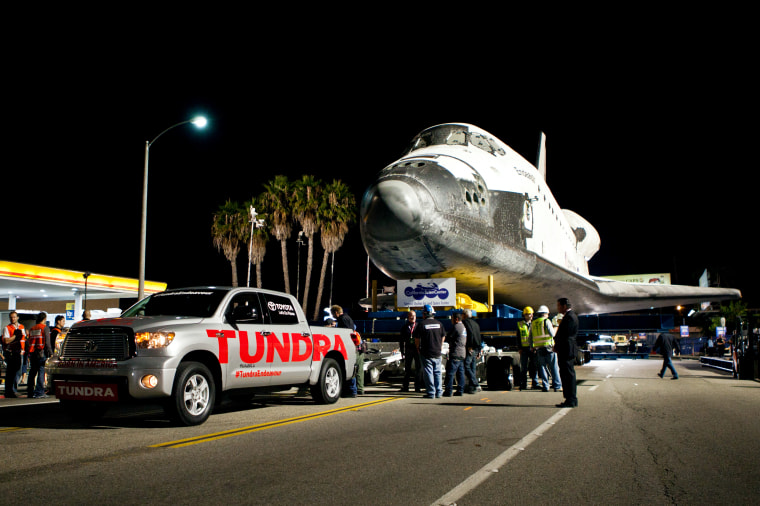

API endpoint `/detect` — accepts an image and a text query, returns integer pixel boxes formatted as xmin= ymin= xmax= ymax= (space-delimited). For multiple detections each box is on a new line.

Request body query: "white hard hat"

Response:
xmin=537 ymin=305 xmax=550 ymax=314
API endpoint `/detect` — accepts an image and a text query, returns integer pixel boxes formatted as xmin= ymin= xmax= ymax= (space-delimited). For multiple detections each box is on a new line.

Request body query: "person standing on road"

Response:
xmin=462 ymin=309 xmax=482 ymax=394
xmin=654 ymin=332 xmax=680 ymax=380
xmin=49 ymin=315 xmax=65 ymax=395
xmin=399 ymin=310 xmax=422 ymax=393
xmin=3 ymin=311 xmax=26 ymax=398
xmin=533 ymin=305 xmax=561 ymax=392
xmin=554 ymin=298 xmax=578 ymax=408
xmin=443 ymin=313 xmax=467 ymax=397
xmin=415 ymin=305 xmax=445 ymax=399
xmin=332 ymin=305 xmax=363 ymax=397
xmin=26 ymin=312 xmax=52 ymax=398
xmin=517 ymin=306 xmax=541 ymax=390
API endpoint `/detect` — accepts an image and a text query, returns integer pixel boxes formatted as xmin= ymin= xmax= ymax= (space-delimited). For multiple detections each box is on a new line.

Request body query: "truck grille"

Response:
xmin=61 ymin=327 xmax=133 ymax=361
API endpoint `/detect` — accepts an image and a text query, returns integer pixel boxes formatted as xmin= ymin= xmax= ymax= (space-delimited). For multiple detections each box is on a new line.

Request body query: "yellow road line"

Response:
xmin=0 ymin=427 xmax=25 ymax=433
xmin=152 ymin=397 xmax=400 ymax=449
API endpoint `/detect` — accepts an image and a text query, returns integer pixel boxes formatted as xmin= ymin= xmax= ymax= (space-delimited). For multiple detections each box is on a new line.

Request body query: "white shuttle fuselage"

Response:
xmin=360 ymin=123 xmax=740 ymax=314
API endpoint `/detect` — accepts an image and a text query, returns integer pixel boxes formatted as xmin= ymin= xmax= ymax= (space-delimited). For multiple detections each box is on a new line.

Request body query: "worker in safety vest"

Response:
xmin=517 ymin=307 xmax=540 ymax=390
xmin=533 ymin=305 xmax=562 ymax=392
xmin=2 ymin=311 xmax=26 ymax=398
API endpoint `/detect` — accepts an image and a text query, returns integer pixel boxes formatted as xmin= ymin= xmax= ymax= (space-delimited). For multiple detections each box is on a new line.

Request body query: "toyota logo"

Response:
xmin=84 ymin=340 xmax=98 ymax=353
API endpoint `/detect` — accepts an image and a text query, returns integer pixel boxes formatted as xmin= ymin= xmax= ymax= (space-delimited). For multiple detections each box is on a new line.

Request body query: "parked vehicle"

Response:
xmin=47 ymin=287 xmax=357 ymax=425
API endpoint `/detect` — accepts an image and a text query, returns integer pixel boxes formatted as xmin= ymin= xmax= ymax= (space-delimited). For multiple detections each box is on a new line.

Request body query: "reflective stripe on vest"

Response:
xmin=531 ymin=317 xmax=553 ymax=347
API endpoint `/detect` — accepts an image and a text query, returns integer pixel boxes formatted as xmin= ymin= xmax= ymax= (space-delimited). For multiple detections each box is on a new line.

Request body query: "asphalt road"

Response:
xmin=1 ymin=358 xmax=758 ymax=505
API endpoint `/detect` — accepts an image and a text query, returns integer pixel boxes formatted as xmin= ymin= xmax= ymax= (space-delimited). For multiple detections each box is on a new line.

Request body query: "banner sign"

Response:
xmin=397 ymin=278 xmax=456 ymax=307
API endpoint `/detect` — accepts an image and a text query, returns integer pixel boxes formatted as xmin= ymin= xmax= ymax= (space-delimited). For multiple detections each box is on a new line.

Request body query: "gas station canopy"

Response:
xmin=0 ymin=260 xmax=167 ymax=307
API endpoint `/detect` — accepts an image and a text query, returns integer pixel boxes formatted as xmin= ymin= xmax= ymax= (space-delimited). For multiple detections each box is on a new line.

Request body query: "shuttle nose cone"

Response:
xmin=361 ymin=180 xmax=422 ymax=241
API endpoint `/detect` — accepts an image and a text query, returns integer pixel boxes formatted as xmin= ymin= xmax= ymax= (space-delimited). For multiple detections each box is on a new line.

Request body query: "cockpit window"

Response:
xmin=407 ymin=125 xmax=468 ymax=153
xmin=407 ymin=125 xmax=505 ymax=156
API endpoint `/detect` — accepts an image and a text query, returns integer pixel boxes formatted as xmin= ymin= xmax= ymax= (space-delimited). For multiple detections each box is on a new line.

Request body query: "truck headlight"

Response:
xmin=135 ymin=331 xmax=175 ymax=349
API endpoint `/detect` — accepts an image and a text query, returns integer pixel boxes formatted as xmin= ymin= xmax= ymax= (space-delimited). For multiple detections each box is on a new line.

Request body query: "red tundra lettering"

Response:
xmin=240 ymin=331 xmax=265 ymax=363
xmin=206 ymin=329 xmax=236 ymax=364
xmin=266 ymin=333 xmax=291 ymax=363
xmin=333 ymin=334 xmax=348 ymax=360
xmin=291 ymin=333 xmax=313 ymax=362
xmin=209 ymin=330 xmax=344 ymax=363
xmin=312 ymin=334 xmax=330 ymax=361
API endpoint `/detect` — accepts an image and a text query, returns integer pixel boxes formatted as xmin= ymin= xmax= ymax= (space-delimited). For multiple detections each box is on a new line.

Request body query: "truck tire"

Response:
xmin=166 ymin=361 xmax=215 ymax=426
xmin=310 ymin=358 xmax=343 ymax=404
xmin=365 ymin=366 xmax=381 ymax=385
xmin=500 ymin=356 xmax=514 ymax=391
xmin=486 ymin=356 xmax=506 ymax=390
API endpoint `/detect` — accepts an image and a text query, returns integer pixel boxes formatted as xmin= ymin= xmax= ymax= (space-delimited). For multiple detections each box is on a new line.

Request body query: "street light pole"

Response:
xmin=138 ymin=116 xmax=207 ymax=300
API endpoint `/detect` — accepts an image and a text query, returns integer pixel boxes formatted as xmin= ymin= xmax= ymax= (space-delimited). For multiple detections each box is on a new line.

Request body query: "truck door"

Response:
xmin=259 ymin=292 xmax=313 ymax=385
xmin=223 ymin=291 xmax=271 ymax=388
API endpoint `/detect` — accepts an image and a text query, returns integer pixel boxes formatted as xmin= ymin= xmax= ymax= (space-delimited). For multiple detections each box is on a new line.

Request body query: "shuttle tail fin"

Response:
xmin=536 ymin=132 xmax=547 ymax=180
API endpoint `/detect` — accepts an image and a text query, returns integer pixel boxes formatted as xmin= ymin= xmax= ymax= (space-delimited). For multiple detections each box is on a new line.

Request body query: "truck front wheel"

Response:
xmin=166 ymin=361 xmax=215 ymax=426
xmin=310 ymin=358 xmax=343 ymax=404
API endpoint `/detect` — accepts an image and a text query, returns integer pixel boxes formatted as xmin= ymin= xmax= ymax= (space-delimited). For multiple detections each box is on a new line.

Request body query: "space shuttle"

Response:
xmin=359 ymin=123 xmax=741 ymax=315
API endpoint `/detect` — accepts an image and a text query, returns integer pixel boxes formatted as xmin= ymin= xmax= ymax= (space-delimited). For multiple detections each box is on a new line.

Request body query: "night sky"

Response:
xmin=6 ymin=35 xmax=755 ymax=312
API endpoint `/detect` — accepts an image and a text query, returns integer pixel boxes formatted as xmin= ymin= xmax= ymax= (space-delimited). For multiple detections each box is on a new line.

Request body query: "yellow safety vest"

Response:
xmin=517 ymin=320 xmax=531 ymax=347
xmin=531 ymin=317 xmax=553 ymax=347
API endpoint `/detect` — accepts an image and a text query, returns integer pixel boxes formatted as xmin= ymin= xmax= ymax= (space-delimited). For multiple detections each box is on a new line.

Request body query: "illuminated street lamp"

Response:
xmin=138 ymin=116 xmax=207 ymax=300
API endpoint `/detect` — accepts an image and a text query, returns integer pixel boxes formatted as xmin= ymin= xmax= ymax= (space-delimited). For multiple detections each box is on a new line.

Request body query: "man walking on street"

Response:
xmin=555 ymin=298 xmax=578 ymax=408
xmin=654 ymin=332 xmax=680 ymax=379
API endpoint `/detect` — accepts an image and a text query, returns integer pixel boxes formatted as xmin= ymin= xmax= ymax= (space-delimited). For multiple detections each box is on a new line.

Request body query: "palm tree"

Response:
xmin=292 ymin=174 xmax=322 ymax=316
xmin=211 ymin=200 xmax=248 ymax=287
xmin=262 ymin=175 xmax=293 ymax=294
xmin=312 ymin=179 xmax=356 ymax=320
xmin=244 ymin=196 xmax=269 ymax=288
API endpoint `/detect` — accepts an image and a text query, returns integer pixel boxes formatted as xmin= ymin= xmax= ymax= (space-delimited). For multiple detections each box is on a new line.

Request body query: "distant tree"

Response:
xmin=211 ymin=200 xmax=247 ymax=287
xmin=292 ymin=175 xmax=322 ymax=316
xmin=244 ymin=195 xmax=269 ymax=288
xmin=720 ymin=300 xmax=747 ymax=333
xmin=312 ymin=179 xmax=356 ymax=320
xmin=262 ymin=175 xmax=293 ymax=294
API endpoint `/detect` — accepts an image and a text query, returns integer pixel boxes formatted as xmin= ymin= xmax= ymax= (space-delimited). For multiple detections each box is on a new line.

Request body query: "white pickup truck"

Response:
xmin=47 ymin=287 xmax=358 ymax=425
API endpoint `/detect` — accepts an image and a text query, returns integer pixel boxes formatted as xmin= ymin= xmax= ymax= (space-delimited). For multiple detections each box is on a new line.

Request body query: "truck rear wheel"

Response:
xmin=166 ymin=361 xmax=215 ymax=426
xmin=310 ymin=358 xmax=343 ymax=404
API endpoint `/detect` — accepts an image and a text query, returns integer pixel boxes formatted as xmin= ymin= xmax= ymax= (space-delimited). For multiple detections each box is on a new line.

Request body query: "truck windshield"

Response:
xmin=122 ymin=290 xmax=228 ymax=318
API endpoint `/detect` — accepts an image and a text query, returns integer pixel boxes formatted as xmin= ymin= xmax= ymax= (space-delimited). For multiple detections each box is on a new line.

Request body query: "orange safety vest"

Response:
xmin=27 ymin=323 xmax=47 ymax=352
xmin=4 ymin=323 xmax=25 ymax=352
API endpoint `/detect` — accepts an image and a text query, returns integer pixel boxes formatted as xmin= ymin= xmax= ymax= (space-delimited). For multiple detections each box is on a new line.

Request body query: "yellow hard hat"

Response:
xmin=523 ymin=306 xmax=534 ymax=314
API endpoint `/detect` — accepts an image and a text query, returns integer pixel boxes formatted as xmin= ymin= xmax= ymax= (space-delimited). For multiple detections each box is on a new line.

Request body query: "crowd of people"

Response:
xmin=394 ymin=297 xmax=580 ymax=408
xmin=2 ymin=310 xmax=64 ymax=399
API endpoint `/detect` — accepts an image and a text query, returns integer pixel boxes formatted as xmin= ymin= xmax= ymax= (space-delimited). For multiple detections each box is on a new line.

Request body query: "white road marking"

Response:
xmin=431 ymin=408 xmax=570 ymax=505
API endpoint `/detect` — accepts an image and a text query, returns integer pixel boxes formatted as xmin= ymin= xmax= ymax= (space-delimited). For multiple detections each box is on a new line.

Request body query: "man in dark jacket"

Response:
xmin=415 ymin=305 xmax=445 ymax=399
xmin=332 ymin=305 xmax=363 ymax=396
xmin=399 ymin=311 xmax=422 ymax=392
xmin=654 ymin=333 xmax=680 ymax=379
xmin=554 ymin=298 xmax=579 ymax=407
xmin=462 ymin=309 xmax=482 ymax=393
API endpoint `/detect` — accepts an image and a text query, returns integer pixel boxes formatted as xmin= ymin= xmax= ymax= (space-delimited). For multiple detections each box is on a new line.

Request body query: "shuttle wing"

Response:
xmin=580 ymin=277 xmax=742 ymax=315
